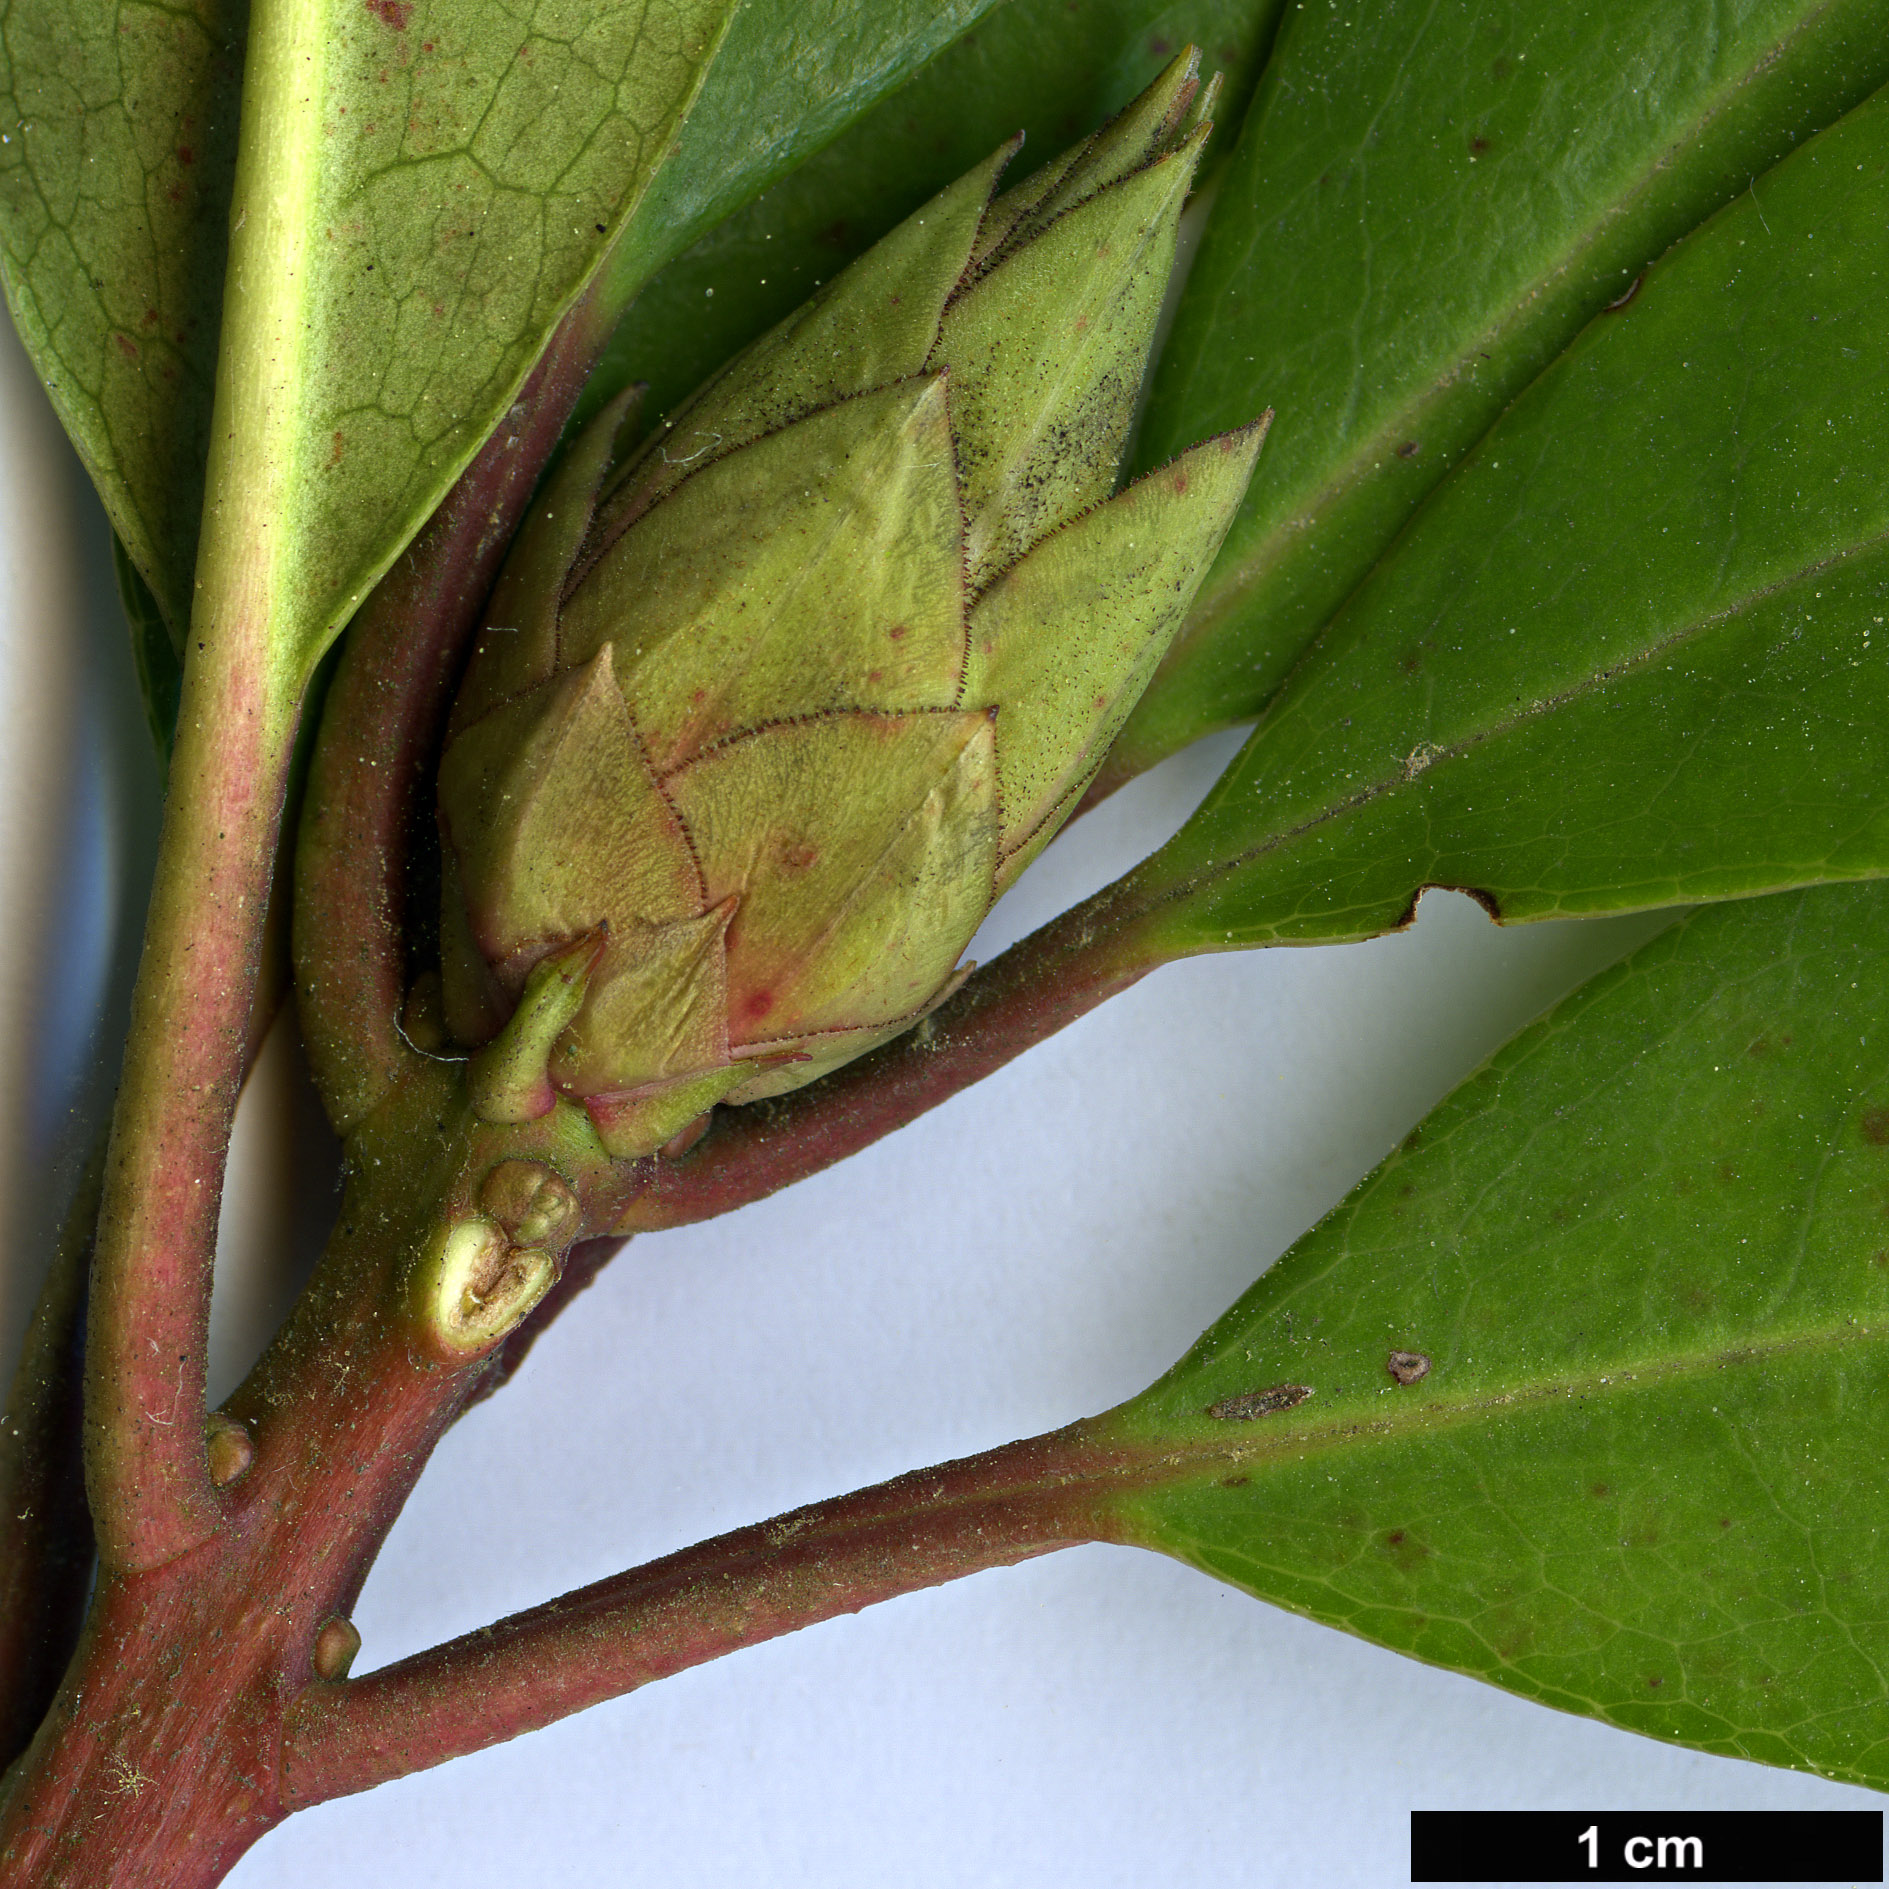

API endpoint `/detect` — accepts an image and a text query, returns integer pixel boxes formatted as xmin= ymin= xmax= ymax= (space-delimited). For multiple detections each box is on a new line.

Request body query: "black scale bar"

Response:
xmin=1411 ymin=1810 xmax=1883 ymax=1882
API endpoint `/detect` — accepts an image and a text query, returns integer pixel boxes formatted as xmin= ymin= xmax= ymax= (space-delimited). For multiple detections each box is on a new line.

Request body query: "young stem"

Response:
xmin=83 ymin=0 xmax=326 ymax=1571
xmin=280 ymin=1419 xmax=1140 ymax=1805
xmin=0 ymin=1148 xmax=101 ymax=1772
xmin=0 ymin=1069 xmax=492 ymax=1884
xmin=295 ymin=290 xmax=614 ymax=1136
xmin=619 ymin=878 xmax=1161 ymax=1233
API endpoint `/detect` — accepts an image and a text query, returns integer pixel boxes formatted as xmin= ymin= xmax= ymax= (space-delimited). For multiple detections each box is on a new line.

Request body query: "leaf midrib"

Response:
xmin=1129 ymin=1310 xmax=1883 ymax=1482
xmin=1161 ymin=0 xmax=1846 ymax=673
xmin=1134 ymin=514 xmax=1889 ymax=932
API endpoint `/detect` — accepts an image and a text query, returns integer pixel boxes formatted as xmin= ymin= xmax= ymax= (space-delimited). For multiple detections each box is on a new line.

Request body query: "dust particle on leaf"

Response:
xmin=1386 ymin=1350 xmax=1431 ymax=1385
xmin=1207 ymin=1384 xmax=1313 ymax=1420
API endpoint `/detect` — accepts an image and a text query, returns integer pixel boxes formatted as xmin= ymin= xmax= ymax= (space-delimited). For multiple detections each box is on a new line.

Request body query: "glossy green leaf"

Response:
xmin=1115 ymin=81 xmax=1889 ymax=961
xmin=1110 ymin=0 xmax=1889 ymax=783
xmin=585 ymin=0 xmax=1285 ymax=433
xmin=1107 ymin=880 xmax=1889 ymax=1788
xmin=592 ymin=0 xmax=1009 ymax=325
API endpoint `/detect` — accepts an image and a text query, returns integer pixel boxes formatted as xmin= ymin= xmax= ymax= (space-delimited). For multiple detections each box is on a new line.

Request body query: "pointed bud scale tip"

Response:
xmin=467 ymin=930 xmax=606 ymax=1124
xmin=439 ymin=51 xmax=1261 ymax=1144
xmin=967 ymin=414 xmax=1268 ymax=884
xmin=937 ymin=118 xmax=1213 ymax=588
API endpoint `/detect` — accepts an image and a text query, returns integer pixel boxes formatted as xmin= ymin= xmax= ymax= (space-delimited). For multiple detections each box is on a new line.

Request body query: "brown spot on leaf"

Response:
xmin=1220 ymin=1474 xmax=1250 ymax=1489
xmin=1647 ymin=1675 xmax=1663 ymax=1689
xmin=1469 ymin=135 xmax=1491 ymax=156
xmin=1207 ymin=1384 xmax=1313 ymax=1421
xmin=328 ymin=430 xmax=345 ymax=467
xmin=1874 ymin=1251 xmax=1889 ymax=1270
xmin=1862 ymin=1107 xmax=1889 ymax=1145
xmin=366 ymin=0 xmax=411 ymax=25
xmin=177 ymin=145 xmax=194 ymax=166
xmin=1591 ymin=1483 xmax=1611 ymax=1498
xmin=743 ymin=989 xmax=775 ymax=1021
xmin=1395 ymin=440 xmax=1421 ymax=458
xmin=1386 ymin=1350 xmax=1430 ymax=1385
xmin=114 ymin=334 xmax=138 ymax=360
xmin=1719 ymin=1517 xmax=1733 ymax=1528
xmin=1381 ymin=1527 xmax=1432 ymax=1572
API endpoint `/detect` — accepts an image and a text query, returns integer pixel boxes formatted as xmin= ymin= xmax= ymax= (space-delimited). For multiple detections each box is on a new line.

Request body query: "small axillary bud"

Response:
xmin=311 ymin=1613 xmax=361 ymax=1682
xmin=409 ymin=1214 xmax=557 ymax=1360
xmin=479 ymin=1158 xmax=580 ymax=1249
xmin=205 ymin=1414 xmax=254 ymax=1488
xmin=466 ymin=930 xmax=606 ymax=1123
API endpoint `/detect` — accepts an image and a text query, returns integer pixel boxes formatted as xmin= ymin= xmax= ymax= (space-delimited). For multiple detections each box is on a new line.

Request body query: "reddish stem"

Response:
xmin=295 ymin=287 xmax=616 ymax=1136
xmin=84 ymin=618 xmax=297 ymax=1571
xmin=0 ymin=1151 xmax=100 ymax=1770
xmin=281 ymin=1419 xmax=1138 ymax=1805
xmin=619 ymin=881 xmax=1159 ymax=1233
xmin=0 ymin=1134 xmax=485 ymax=1884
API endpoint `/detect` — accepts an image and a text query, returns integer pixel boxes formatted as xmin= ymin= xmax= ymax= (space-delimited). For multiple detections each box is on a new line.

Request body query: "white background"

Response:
xmin=0 ymin=315 xmax=1878 ymax=1888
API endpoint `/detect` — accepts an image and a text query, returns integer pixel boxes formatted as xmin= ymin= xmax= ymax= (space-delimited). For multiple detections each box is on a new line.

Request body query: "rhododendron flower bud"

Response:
xmin=438 ymin=50 xmax=1266 ymax=1158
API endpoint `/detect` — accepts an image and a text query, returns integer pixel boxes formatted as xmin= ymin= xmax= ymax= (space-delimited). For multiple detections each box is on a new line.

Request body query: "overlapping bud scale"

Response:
xmin=438 ymin=51 xmax=1267 ymax=1158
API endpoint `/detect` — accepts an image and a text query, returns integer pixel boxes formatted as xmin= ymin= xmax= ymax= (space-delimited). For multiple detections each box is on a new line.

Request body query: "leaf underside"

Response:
xmin=0 ymin=0 xmax=1012 ymax=727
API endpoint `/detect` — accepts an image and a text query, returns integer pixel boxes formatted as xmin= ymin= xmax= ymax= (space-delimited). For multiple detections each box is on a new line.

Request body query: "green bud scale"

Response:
xmin=437 ymin=51 xmax=1267 ymax=1159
